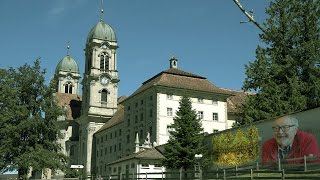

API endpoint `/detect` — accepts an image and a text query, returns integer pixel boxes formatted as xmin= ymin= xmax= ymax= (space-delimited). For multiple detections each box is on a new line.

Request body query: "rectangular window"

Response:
xmin=167 ymin=108 xmax=173 ymax=116
xmin=167 ymin=94 xmax=173 ymax=100
xmin=127 ymin=118 xmax=130 ymax=126
xmin=135 ymin=115 xmax=138 ymax=123
xmin=149 ymin=109 xmax=153 ymax=117
xmin=105 ymin=147 xmax=107 ymax=155
xmin=197 ymin=111 xmax=204 ymax=120
xmin=140 ymin=113 xmax=144 ymax=121
xmin=213 ymin=113 xmax=218 ymax=121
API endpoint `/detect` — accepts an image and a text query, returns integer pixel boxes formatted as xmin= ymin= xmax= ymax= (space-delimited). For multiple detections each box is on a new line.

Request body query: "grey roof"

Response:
xmin=108 ymin=148 xmax=164 ymax=165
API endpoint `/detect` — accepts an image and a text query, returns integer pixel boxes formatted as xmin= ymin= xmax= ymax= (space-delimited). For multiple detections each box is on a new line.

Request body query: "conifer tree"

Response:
xmin=238 ymin=0 xmax=320 ymax=124
xmin=162 ymin=96 xmax=204 ymax=171
xmin=0 ymin=60 xmax=66 ymax=179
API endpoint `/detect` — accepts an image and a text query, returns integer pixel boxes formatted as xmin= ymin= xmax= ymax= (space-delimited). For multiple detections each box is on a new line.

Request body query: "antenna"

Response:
xmin=100 ymin=0 xmax=104 ymax=21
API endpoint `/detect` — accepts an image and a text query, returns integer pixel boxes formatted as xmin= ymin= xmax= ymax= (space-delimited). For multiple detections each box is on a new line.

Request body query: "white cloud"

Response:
xmin=48 ymin=0 xmax=86 ymax=16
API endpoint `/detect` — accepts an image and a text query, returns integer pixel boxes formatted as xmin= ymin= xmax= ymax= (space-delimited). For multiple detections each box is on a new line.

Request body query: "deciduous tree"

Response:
xmin=0 ymin=60 xmax=66 ymax=179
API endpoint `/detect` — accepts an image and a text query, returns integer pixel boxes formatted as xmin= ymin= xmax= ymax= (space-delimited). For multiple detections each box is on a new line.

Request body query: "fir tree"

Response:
xmin=0 ymin=60 xmax=67 ymax=179
xmin=162 ymin=96 xmax=204 ymax=171
xmin=238 ymin=0 xmax=320 ymax=124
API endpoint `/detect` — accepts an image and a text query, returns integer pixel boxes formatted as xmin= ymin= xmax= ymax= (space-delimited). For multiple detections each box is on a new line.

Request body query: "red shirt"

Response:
xmin=262 ymin=131 xmax=320 ymax=163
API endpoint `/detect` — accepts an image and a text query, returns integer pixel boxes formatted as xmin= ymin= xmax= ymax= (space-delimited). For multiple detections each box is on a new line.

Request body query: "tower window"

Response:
xmin=101 ymin=89 xmax=108 ymax=103
xmin=100 ymin=52 xmax=109 ymax=72
xmin=64 ymin=82 xmax=73 ymax=94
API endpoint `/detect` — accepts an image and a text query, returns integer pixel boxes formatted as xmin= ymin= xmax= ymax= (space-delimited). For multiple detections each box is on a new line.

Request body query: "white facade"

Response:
xmin=157 ymin=93 xmax=232 ymax=145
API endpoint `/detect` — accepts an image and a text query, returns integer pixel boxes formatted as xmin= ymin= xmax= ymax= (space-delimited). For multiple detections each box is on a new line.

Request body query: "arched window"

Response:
xmin=64 ymin=82 xmax=73 ymax=94
xmin=100 ymin=52 xmax=109 ymax=72
xmin=101 ymin=89 xmax=108 ymax=102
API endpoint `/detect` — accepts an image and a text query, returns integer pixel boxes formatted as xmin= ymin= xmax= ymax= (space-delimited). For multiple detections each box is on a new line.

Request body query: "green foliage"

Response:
xmin=162 ymin=96 xmax=205 ymax=170
xmin=212 ymin=126 xmax=259 ymax=166
xmin=64 ymin=168 xmax=87 ymax=178
xmin=238 ymin=0 xmax=320 ymax=124
xmin=0 ymin=60 xmax=67 ymax=179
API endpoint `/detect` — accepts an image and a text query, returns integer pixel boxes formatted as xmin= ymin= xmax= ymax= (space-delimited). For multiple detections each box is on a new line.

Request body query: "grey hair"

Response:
xmin=283 ymin=115 xmax=299 ymax=127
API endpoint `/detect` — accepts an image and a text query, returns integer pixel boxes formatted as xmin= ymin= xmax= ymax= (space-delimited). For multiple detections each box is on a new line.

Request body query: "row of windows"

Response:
xmin=97 ymin=143 xmax=122 ymax=158
xmin=166 ymin=108 xmax=219 ymax=121
xmin=197 ymin=111 xmax=219 ymax=121
xmin=97 ymin=129 xmax=122 ymax=144
xmin=127 ymin=110 xmax=153 ymax=126
xmin=167 ymin=94 xmax=219 ymax=105
xmin=127 ymin=95 xmax=154 ymax=111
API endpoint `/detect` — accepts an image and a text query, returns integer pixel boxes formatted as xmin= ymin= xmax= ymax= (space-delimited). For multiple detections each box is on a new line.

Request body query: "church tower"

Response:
xmin=78 ymin=4 xmax=119 ymax=175
xmin=81 ymin=10 xmax=119 ymax=118
xmin=54 ymin=46 xmax=81 ymax=95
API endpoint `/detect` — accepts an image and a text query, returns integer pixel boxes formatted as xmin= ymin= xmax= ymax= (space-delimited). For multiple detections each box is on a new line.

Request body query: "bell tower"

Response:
xmin=81 ymin=12 xmax=119 ymax=118
xmin=54 ymin=45 xmax=81 ymax=95
xmin=77 ymin=3 xmax=119 ymax=175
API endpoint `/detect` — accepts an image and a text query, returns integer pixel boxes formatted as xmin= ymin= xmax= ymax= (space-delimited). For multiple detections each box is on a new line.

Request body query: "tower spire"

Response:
xmin=100 ymin=0 xmax=104 ymax=21
xmin=66 ymin=41 xmax=70 ymax=56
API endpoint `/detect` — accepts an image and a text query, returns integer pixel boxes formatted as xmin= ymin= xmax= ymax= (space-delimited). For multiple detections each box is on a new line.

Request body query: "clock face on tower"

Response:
xmin=100 ymin=76 xmax=109 ymax=85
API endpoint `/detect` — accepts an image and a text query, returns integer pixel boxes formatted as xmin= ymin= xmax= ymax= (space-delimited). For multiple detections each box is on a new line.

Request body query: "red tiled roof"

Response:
xmin=225 ymin=89 xmax=254 ymax=113
xmin=130 ymin=68 xmax=234 ymax=98
xmin=55 ymin=93 xmax=82 ymax=120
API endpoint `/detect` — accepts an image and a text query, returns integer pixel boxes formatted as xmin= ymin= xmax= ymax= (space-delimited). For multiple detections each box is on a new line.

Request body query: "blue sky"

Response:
xmin=0 ymin=0 xmax=269 ymax=97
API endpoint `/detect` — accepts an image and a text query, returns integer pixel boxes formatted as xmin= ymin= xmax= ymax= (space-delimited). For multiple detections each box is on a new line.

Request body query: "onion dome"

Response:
xmin=55 ymin=55 xmax=80 ymax=74
xmin=86 ymin=20 xmax=117 ymax=43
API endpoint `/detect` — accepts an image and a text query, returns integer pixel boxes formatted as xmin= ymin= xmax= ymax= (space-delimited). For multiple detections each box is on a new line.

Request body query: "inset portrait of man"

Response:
xmin=262 ymin=115 xmax=320 ymax=163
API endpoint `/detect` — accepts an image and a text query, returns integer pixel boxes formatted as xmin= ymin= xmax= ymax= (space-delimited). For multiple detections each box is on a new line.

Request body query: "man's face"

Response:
xmin=272 ymin=117 xmax=298 ymax=149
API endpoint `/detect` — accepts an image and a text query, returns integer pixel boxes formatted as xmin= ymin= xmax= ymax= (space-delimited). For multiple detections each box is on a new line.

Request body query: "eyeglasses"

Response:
xmin=272 ymin=125 xmax=295 ymax=132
